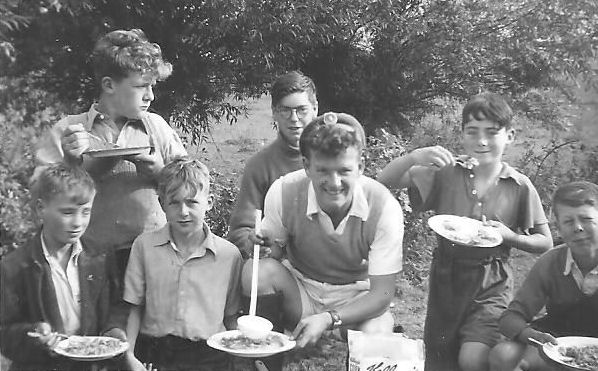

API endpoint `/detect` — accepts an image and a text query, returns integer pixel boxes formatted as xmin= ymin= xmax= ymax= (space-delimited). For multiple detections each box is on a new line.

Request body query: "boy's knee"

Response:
xmin=459 ymin=342 xmax=490 ymax=371
xmin=489 ymin=341 xmax=526 ymax=371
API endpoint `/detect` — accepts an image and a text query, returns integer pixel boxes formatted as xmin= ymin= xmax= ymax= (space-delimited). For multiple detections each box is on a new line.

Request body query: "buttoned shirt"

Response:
xmin=563 ymin=248 xmax=598 ymax=296
xmin=40 ymin=234 xmax=81 ymax=335
xmin=262 ymin=170 xmax=403 ymax=276
xmin=124 ymin=223 xmax=243 ymax=340
xmin=36 ymin=105 xmax=187 ymax=250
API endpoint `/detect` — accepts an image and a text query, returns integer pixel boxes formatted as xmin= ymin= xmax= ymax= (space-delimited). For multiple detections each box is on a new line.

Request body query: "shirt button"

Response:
xmin=98 ymin=114 xmax=104 ymax=120
xmin=469 ymin=174 xmax=474 ymax=178
xmin=472 ymin=190 xmax=477 ymax=195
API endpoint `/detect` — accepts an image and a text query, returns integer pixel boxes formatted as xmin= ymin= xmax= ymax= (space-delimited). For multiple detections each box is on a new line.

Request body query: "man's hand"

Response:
xmin=126 ymin=151 xmax=164 ymax=178
xmin=291 ymin=312 xmax=332 ymax=348
xmin=249 ymin=232 xmax=285 ymax=260
xmin=411 ymin=145 xmax=455 ymax=170
xmin=102 ymin=327 xmax=127 ymax=342
xmin=61 ymin=124 xmax=91 ymax=160
xmin=519 ymin=327 xmax=557 ymax=346
xmin=124 ymin=351 xmax=149 ymax=371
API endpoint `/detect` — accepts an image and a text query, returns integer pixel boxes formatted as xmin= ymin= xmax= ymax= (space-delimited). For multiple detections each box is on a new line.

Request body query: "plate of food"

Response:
xmin=428 ymin=215 xmax=502 ymax=248
xmin=53 ymin=336 xmax=129 ymax=361
xmin=207 ymin=330 xmax=295 ymax=358
xmin=541 ymin=336 xmax=598 ymax=371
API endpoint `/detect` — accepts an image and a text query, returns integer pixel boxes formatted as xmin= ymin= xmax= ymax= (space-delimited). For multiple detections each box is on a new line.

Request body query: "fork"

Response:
xmin=455 ymin=155 xmax=479 ymax=169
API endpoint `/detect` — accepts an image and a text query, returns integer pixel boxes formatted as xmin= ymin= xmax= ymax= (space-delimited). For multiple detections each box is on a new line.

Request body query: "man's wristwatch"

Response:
xmin=327 ymin=310 xmax=342 ymax=329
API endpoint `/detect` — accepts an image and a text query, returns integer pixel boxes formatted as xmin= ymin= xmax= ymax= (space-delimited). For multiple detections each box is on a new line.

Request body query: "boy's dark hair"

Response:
xmin=30 ymin=164 xmax=95 ymax=205
xmin=270 ymin=71 xmax=317 ymax=107
xmin=552 ymin=181 xmax=598 ymax=218
xmin=462 ymin=92 xmax=513 ymax=129
xmin=299 ymin=112 xmax=366 ymax=159
xmin=157 ymin=157 xmax=210 ymax=202
xmin=91 ymin=28 xmax=172 ymax=84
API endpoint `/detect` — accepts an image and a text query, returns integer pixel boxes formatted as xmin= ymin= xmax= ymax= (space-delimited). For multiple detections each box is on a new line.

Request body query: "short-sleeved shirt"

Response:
xmin=412 ymin=162 xmax=548 ymax=258
xmin=124 ymin=223 xmax=243 ymax=341
xmin=261 ymin=170 xmax=403 ymax=281
xmin=36 ymin=104 xmax=187 ymax=250
xmin=500 ymin=245 xmax=598 ymax=339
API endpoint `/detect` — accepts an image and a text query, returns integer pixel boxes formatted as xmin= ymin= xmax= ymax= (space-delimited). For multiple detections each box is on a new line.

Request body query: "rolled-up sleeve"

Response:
xmin=367 ymin=196 xmax=404 ymax=276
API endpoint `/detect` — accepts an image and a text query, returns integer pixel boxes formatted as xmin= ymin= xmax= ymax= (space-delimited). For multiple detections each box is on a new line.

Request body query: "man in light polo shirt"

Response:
xmin=242 ymin=112 xmax=404 ymax=371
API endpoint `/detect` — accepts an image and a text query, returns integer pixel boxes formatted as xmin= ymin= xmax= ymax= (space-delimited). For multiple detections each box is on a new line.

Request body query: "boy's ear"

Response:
xmin=302 ymin=156 xmax=310 ymax=172
xmin=206 ymin=193 xmax=214 ymax=211
xmin=506 ymin=128 xmax=516 ymax=143
xmin=100 ymin=76 xmax=115 ymax=94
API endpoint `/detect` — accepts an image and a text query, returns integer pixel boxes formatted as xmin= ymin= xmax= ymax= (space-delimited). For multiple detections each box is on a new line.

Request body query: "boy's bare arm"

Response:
xmin=126 ymin=304 xmax=142 ymax=354
xmin=487 ymin=221 xmax=553 ymax=254
xmin=379 ymin=146 xmax=455 ymax=189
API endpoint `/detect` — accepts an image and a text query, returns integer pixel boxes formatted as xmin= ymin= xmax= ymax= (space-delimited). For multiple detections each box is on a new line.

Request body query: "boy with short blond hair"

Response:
xmin=36 ymin=28 xmax=187 ymax=280
xmin=0 ymin=164 xmax=128 ymax=371
xmin=489 ymin=181 xmax=598 ymax=371
xmin=379 ymin=93 xmax=553 ymax=371
xmin=125 ymin=157 xmax=242 ymax=371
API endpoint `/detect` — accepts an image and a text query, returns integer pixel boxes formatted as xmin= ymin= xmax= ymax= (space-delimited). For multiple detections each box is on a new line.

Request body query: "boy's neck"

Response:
xmin=41 ymin=230 xmax=73 ymax=258
xmin=573 ymin=247 xmax=598 ymax=275
xmin=472 ymin=161 xmax=503 ymax=180
xmin=96 ymin=100 xmax=128 ymax=128
xmin=170 ymin=225 xmax=208 ymax=256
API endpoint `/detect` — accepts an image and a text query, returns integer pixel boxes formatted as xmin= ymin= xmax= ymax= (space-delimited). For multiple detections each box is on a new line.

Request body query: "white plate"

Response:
xmin=84 ymin=146 xmax=151 ymax=158
xmin=428 ymin=214 xmax=502 ymax=248
xmin=54 ymin=336 xmax=128 ymax=361
xmin=207 ymin=330 xmax=295 ymax=358
xmin=542 ymin=336 xmax=598 ymax=371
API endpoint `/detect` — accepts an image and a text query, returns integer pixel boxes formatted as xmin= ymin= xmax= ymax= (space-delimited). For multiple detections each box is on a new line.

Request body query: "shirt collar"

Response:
xmin=563 ymin=246 xmax=598 ymax=276
xmin=152 ymin=223 xmax=219 ymax=257
xmin=306 ymin=177 xmax=369 ymax=221
xmin=86 ymin=104 xmax=145 ymax=131
xmin=456 ymin=161 xmax=522 ymax=185
xmin=40 ymin=232 xmax=82 ymax=266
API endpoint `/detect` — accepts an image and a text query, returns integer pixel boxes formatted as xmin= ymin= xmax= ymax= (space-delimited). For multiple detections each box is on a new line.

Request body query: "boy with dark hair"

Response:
xmin=244 ymin=112 xmax=403 ymax=371
xmin=379 ymin=92 xmax=553 ymax=371
xmin=227 ymin=70 xmax=318 ymax=256
xmin=125 ymin=157 xmax=242 ymax=371
xmin=489 ymin=181 xmax=598 ymax=371
xmin=35 ymin=28 xmax=187 ymax=280
xmin=0 ymin=164 xmax=128 ymax=370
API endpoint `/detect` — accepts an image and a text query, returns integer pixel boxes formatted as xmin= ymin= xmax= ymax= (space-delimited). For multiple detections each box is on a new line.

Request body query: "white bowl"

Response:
xmin=237 ymin=315 xmax=273 ymax=340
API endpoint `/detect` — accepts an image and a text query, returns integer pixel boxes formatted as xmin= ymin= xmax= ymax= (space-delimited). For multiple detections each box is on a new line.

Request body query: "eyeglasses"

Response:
xmin=275 ymin=105 xmax=312 ymax=119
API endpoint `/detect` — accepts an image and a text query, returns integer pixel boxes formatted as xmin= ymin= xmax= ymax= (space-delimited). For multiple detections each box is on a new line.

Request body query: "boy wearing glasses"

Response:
xmin=243 ymin=112 xmax=404 ymax=371
xmin=227 ymin=71 xmax=318 ymax=257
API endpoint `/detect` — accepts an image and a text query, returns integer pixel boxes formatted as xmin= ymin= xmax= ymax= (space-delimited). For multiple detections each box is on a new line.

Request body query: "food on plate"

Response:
xmin=456 ymin=155 xmax=479 ymax=170
xmin=219 ymin=333 xmax=284 ymax=351
xmin=440 ymin=218 xmax=500 ymax=247
xmin=559 ymin=345 xmax=598 ymax=370
xmin=62 ymin=336 xmax=125 ymax=356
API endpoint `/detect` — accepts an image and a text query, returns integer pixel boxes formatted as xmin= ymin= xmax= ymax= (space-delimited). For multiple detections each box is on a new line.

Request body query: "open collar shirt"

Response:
xmin=40 ymin=234 xmax=82 ymax=335
xmin=563 ymin=248 xmax=598 ymax=296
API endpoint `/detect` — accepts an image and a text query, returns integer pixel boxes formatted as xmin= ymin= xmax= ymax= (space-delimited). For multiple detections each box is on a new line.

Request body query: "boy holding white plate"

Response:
xmin=379 ymin=93 xmax=553 ymax=371
xmin=35 ymin=28 xmax=187 ymax=282
xmin=124 ymin=157 xmax=242 ymax=371
xmin=0 ymin=164 xmax=129 ymax=370
xmin=489 ymin=181 xmax=598 ymax=371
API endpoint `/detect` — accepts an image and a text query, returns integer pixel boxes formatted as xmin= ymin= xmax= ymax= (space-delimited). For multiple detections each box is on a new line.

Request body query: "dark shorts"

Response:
xmin=135 ymin=334 xmax=232 ymax=371
xmin=424 ymin=246 xmax=513 ymax=371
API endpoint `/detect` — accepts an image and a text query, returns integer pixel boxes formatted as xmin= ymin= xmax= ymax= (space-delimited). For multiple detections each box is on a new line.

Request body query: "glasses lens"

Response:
xmin=277 ymin=106 xmax=310 ymax=119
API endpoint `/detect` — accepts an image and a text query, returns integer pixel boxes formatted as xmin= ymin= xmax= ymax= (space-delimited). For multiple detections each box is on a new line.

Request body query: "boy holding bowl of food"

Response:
xmin=124 ymin=157 xmax=243 ymax=371
xmin=489 ymin=181 xmax=598 ymax=371
xmin=35 ymin=28 xmax=187 ymax=282
xmin=0 ymin=164 xmax=129 ymax=370
xmin=378 ymin=92 xmax=553 ymax=371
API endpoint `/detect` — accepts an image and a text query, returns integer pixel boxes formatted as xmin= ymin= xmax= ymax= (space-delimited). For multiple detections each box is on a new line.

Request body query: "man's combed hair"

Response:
xmin=158 ymin=157 xmax=211 ymax=201
xmin=270 ymin=71 xmax=317 ymax=107
xmin=552 ymin=181 xmax=598 ymax=217
xmin=30 ymin=164 xmax=95 ymax=204
xmin=462 ymin=92 xmax=513 ymax=129
xmin=91 ymin=28 xmax=173 ymax=83
xmin=299 ymin=112 xmax=366 ymax=158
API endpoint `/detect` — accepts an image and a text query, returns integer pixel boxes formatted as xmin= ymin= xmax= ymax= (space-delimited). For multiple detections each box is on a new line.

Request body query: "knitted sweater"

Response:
xmin=227 ymin=135 xmax=303 ymax=255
